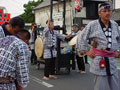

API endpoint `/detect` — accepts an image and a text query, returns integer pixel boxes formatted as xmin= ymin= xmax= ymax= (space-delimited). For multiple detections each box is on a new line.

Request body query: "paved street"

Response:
xmin=24 ymin=63 xmax=120 ymax=90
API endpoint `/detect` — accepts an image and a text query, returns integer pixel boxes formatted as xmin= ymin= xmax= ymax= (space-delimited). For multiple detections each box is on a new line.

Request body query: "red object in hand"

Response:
xmin=99 ymin=60 xmax=106 ymax=68
xmin=17 ymin=85 xmax=23 ymax=90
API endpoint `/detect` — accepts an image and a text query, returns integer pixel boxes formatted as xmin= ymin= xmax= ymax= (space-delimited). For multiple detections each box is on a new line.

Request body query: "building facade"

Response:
xmin=34 ymin=0 xmax=73 ymax=33
xmin=34 ymin=0 xmax=111 ymax=33
xmin=115 ymin=0 xmax=120 ymax=9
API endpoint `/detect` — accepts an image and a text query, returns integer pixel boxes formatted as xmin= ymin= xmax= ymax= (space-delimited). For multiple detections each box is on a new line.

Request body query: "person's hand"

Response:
xmin=86 ymin=50 xmax=96 ymax=59
xmin=47 ymin=18 xmax=50 ymax=25
xmin=47 ymin=18 xmax=50 ymax=22
xmin=115 ymin=51 xmax=120 ymax=58
xmin=65 ymin=34 xmax=71 ymax=39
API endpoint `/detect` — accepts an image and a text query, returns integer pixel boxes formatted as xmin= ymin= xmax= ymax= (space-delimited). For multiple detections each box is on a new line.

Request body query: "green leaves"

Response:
xmin=21 ymin=0 xmax=43 ymax=23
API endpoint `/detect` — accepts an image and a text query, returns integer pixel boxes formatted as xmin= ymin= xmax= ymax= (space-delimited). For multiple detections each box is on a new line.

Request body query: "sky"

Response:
xmin=0 ymin=0 xmax=120 ymax=18
xmin=0 ymin=0 xmax=38 ymax=18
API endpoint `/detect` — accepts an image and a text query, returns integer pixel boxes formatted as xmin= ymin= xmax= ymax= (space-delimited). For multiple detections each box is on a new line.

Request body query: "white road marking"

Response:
xmin=30 ymin=75 xmax=54 ymax=88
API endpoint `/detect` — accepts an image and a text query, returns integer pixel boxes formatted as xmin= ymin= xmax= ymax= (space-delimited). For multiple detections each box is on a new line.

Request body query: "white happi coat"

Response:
xmin=77 ymin=19 xmax=120 ymax=75
xmin=28 ymin=29 xmax=34 ymax=50
xmin=0 ymin=26 xmax=30 ymax=90
xmin=0 ymin=36 xmax=30 ymax=90
xmin=43 ymin=26 xmax=66 ymax=59
xmin=0 ymin=26 xmax=6 ymax=38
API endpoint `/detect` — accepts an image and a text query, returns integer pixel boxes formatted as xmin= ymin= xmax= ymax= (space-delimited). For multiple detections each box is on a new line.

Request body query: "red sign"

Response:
xmin=0 ymin=13 xmax=11 ymax=25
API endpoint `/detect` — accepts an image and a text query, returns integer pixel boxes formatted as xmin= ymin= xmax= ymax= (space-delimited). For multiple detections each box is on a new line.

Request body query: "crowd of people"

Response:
xmin=0 ymin=2 xmax=120 ymax=90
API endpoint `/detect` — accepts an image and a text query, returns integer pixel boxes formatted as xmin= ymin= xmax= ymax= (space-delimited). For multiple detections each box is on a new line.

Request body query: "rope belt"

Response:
xmin=0 ymin=76 xmax=15 ymax=84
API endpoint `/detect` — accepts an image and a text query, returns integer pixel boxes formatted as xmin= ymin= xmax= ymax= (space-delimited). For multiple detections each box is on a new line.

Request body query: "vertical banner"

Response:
xmin=75 ymin=0 xmax=83 ymax=12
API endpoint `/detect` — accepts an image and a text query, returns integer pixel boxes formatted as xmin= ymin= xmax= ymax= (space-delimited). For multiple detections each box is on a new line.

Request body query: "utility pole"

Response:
xmin=63 ymin=0 xmax=66 ymax=34
xmin=112 ymin=0 xmax=115 ymax=9
xmin=109 ymin=0 xmax=115 ymax=9
xmin=50 ymin=0 xmax=53 ymax=21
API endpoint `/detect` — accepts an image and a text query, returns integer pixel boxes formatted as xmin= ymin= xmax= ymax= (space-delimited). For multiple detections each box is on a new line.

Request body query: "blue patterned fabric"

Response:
xmin=77 ymin=19 xmax=120 ymax=75
xmin=0 ymin=26 xmax=6 ymax=38
xmin=43 ymin=26 xmax=66 ymax=59
xmin=0 ymin=36 xmax=30 ymax=90
xmin=99 ymin=19 xmax=112 ymax=49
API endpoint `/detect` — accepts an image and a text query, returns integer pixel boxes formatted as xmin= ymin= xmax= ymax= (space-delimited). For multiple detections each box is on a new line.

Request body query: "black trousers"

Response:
xmin=76 ymin=55 xmax=85 ymax=71
xmin=31 ymin=49 xmax=37 ymax=64
xmin=44 ymin=57 xmax=56 ymax=77
xmin=84 ymin=55 xmax=88 ymax=63
xmin=31 ymin=50 xmax=34 ymax=64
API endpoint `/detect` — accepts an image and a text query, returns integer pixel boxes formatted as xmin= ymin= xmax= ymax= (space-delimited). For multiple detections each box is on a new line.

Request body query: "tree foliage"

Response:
xmin=21 ymin=0 xmax=43 ymax=23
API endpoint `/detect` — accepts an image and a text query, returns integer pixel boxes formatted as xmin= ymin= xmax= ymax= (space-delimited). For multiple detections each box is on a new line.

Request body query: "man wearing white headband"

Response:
xmin=77 ymin=3 xmax=120 ymax=90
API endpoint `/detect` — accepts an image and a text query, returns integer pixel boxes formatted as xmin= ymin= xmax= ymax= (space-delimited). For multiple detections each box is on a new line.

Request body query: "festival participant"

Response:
xmin=80 ymin=25 xmax=88 ymax=64
xmin=77 ymin=3 xmax=120 ymax=90
xmin=0 ymin=16 xmax=25 ymax=38
xmin=70 ymin=24 xmax=86 ymax=74
xmin=28 ymin=23 xmax=37 ymax=64
xmin=0 ymin=29 xmax=31 ymax=90
xmin=43 ymin=19 xmax=69 ymax=80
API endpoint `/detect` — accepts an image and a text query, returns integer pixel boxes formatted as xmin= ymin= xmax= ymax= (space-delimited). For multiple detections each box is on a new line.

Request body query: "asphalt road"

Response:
xmin=24 ymin=63 xmax=120 ymax=90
